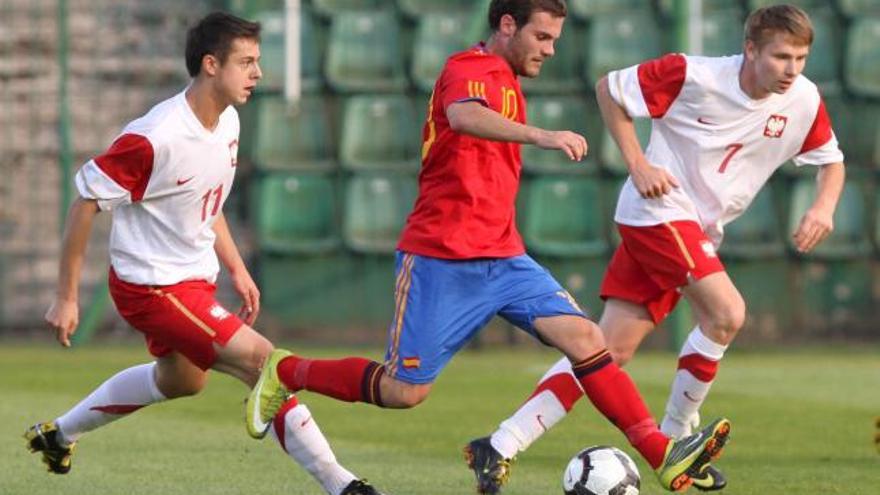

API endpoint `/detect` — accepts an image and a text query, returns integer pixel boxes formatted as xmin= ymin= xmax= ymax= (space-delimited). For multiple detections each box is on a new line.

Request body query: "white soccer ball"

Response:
xmin=562 ymin=445 xmax=640 ymax=495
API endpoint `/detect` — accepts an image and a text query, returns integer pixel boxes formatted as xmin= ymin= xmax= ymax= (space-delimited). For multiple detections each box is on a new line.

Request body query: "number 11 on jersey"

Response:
xmin=200 ymin=184 xmax=223 ymax=221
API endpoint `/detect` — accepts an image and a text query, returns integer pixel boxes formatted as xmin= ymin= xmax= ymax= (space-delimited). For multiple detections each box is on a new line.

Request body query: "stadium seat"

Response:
xmin=699 ymin=9 xmax=744 ymax=57
xmin=325 ymin=10 xmax=407 ymax=93
xmin=521 ymin=176 xmax=609 ymax=257
xmin=845 ymin=16 xmax=880 ymax=98
xmin=339 ymin=95 xmax=421 ymax=173
xmin=255 ymin=173 xmax=340 ymax=254
xmin=787 ymin=177 xmax=872 ymax=259
xmin=569 ymin=0 xmax=653 ymax=21
xmin=311 ymin=0 xmax=381 ymax=18
xmin=585 ymin=10 xmax=663 ymax=86
xmin=722 ymin=185 xmax=785 ymax=259
xmin=252 ymin=95 xmax=335 ymax=171
xmin=343 ymin=173 xmax=418 ymax=254
xmin=255 ymin=9 xmax=323 ymax=93
xmin=522 ymin=95 xmax=601 ymax=174
xmin=410 ymin=12 xmax=470 ymax=93
xmin=520 ymin=23 xmax=584 ymax=94
xmin=396 ymin=0 xmax=476 ymax=19
xmin=801 ymin=8 xmax=842 ymax=96
xmin=746 ymin=0 xmax=827 ymax=9
xmin=599 ymin=118 xmax=652 ymax=175
xmin=837 ymin=0 xmax=880 ymax=18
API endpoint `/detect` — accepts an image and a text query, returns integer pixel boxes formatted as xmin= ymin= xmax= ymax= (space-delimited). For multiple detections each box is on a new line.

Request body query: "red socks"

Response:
xmin=277 ymin=355 xmax=385 ymax=407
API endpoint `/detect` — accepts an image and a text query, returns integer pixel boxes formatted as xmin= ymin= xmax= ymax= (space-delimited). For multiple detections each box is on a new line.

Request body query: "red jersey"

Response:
xmin=397 ymin=44 xmax=527 ymax=259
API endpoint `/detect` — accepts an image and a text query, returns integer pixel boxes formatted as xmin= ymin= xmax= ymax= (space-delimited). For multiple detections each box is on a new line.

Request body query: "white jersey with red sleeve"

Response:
xmin=75 ymin=89 xmax=240 ymax=285
xmin=607 ymin=53 xmax=844 ymax=246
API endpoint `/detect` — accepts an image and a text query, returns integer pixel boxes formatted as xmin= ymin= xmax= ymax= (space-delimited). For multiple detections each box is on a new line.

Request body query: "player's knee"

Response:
xmin=608 ymin=344 xmax=635 ymax=366
xmin=705 ymin=299 xmax=746 ymax=343
xmin=160 ymin=373 xmax=207 ymax=398
xmin=385 ymin=382 xmax=431 ymax=408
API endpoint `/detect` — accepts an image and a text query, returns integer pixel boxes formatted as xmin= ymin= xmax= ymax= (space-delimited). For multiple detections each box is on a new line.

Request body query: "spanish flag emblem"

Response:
xmin=402 ymin=357 xmax=421 ymax=369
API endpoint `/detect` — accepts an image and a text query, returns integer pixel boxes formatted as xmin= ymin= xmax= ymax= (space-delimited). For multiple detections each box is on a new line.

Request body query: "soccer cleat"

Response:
xmin=340 ymin=479 xmax=385 ymax=495
xmin=464 ymin=436 xmax=514 ymax=494
xmin=655 ymin=417 xmax=731 ymax=492
xmin=692 ymin=465 xmax=727 ymax=491
xmin=24 ymin=421 xmax=76 ymax=474
xmin=246 ymin=348 xmax=293 ymax=439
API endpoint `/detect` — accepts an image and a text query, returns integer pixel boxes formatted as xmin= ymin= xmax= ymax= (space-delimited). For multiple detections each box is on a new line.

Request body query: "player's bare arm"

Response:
xmin=212 ymin=212 xmax=260 ymax=324
xmin=45 ymin=196 xmax=100 ymax=347
xmin=446 ymin=100 xmax=588 ymax=161
xmin=596 ymin=75 xmax=679 ymax=199
xmin=793 ymin=161 xmax=845 ymax=253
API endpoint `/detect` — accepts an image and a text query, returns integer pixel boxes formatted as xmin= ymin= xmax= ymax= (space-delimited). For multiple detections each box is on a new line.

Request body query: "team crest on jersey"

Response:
xmin=228 ymin=139 xmax=239 ymax=167
xmin=700 ymin=240 xmax=717 ymax=258
xmin=209 ymin=304 xmax=231 ymax=320
xmin=763 ymin=115 xmax=788 ymax=138
xmin=402 ymin=357 xmax=421 ymax=369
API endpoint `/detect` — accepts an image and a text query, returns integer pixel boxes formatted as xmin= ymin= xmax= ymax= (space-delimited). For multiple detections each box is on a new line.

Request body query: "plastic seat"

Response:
xmin=311 ymin=0 xmax=381 ymax=18
xmin=254 ymin=9 xmax=323 ymax=93
xmin=520 ymin=24 xmax=584 ymax=94
xmin=585 ymin=10 xmax=663 ymax=86
xmin=397 ymin=0 xmax=476 ymax=19
xmin=845 ymin=17 xmax=880 ymax=98
xmin=522 ymin=96 xmax=601 ymax=174
xmin=746 ymin=0 xmax=826 ymax=9
xmin=569 ymin=0 xmax=652 ymax=21
xmin=801 ymin=8 xmax=842 ymax=96
xmin=340 ymin=95 xmax=421 ymax=172
xmin=325 ymin=10 xmax=407 ymax=93
xmin=837 ymin=0 xmax=880 ymax=18
xmin=343 ymin=173 xmax=418 ymax=254
xmin=252 ymin=95 xmax=335 ymax=171
xmin=411 ymin=12 xmax=470 ymax=93
xmin=787 ymin=177 xmax=872 ymax=259
xmin=599 ymin=118 xmax=652 ymax=175
xmin=699 ymin=9 xmax=744 ymax=57
xmin=722 ymin=185 xmax=785 ymax=259
xmin=255 ymin=173 xmax=339 ymax=254
xmin=521 ymin=176 xmax=609 ymax=257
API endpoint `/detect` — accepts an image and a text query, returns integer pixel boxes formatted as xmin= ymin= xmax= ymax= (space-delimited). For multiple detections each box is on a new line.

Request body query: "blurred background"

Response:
xmin=2 ymin=0 xmax=879 ymax=349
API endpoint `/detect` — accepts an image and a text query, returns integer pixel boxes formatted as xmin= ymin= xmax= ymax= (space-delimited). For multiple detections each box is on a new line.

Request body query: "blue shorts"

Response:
xmin=383 ymin=251 xmax=588 ymax=384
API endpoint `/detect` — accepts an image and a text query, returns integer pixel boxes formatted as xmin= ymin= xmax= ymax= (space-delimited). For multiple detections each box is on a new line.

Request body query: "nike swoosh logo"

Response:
xmin=249 ymin=376 xmax=270 ymax=435
xmin=300 ymin=416 xmax=312 ymax=428
xmin=697 ymin=117 xmax=716 ymax=126
xmin=683 ymin=391 xmax=703 ymax=403
xmin=536 ymin=414 xmax=548 ymax=432
xmin=177 ymin=176 xmax=195 ymax=186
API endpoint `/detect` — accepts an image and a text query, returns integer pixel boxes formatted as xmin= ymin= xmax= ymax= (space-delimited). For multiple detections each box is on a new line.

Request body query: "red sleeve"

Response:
xmin=798 ymin=98 xmax=834 ymax=154
xmin=637 ymin=53 xmax=687 ymax=118
xmin=439 ymin=58 xmax=494 ymax=110
xmin=93 ymin=133 xmax=154 ymax=202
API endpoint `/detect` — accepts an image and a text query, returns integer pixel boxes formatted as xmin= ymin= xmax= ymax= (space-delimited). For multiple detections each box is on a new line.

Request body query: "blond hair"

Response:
xmin=744 ymin=4 xmax=813 ymax=48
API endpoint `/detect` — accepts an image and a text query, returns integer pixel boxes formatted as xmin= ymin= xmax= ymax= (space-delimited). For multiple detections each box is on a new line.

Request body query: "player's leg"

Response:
xmin=661 ymin=271 xmax=744 ymax=439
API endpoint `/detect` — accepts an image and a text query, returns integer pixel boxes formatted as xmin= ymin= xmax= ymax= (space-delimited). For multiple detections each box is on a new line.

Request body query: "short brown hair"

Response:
xmin=488 ymin=0 xmax=567 ymax=31
xmin=744 ymin=4 xmax=813 ymax=48
xmin=185 ymin=11 xmax=261 ymax=77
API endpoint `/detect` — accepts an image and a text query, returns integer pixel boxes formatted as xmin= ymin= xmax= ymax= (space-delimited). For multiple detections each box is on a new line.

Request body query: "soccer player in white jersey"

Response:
xmin=465 ymin=4 xmax=846 ymax=493
xmin=24 ymin=12 xmax=383 ymax=495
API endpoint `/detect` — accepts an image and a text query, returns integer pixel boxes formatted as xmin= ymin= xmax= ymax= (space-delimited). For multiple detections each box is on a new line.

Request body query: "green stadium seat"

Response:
xmin=325 ymin=10 xmax=407 ymax=93
xmin=340 ymin=95 xmax=421 ymax=172
xmin=801 ymin=8 xmax=842 ymax=96
xmin=255 ymin=173 xmax=339 ymax=254
xmin=229 ymin=0 xmax=282 ymax=17
xmin=520 ymin=24 xmax=584 ymax=94
xmin=569 ymin=0 xmax=653 ymax=21
xmin=343 ymin=173 xmax=418 ymax=254
xmin=411 ymin=12 xmax=470 ymax=93
xmin=252 ymin=95 xmax=335 ymax=171
xmin=599 ymin=118 xmax=652 ymax=175
xmin=790 ymin=257 xmax=874 ymax=333
xmin=837 ymin=0 xmax=880 ymax=18
xmin=725 ymin=258 xmax=793 ymax=336
xmin=787 ymin=177 xmax=872 ymax=259
xmin=700 ymin=9 xmax=744 ymax=57
xmin=254 ymin=9 xmax=323 ymax=93
xmin=845 ymin=17 xmax=880 ymax=98
xmin=396 ymin=0 xmax=476 ymax=19
xmin=522 ymin=95 xmax=601 ymax=174
xmin=722 ymin=185 xmax=785 ymax=259
xmin=521 ymin=176 xmax=609 ymax=257
xmin=746 ymin=0 xmax=827 ymax=9
xmin=585 ymin=10 xmax=663 ymax=86
xmin=311 ymin=0 xmax=381 ymax=18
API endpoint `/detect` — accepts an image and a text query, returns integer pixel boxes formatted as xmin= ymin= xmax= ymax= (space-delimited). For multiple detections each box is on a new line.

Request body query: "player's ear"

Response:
xmin=498 ymin=13 xmax=517 ymax=37
xmin=201 ymin=53 xmax=220 ymax=77
xmin=743 ymin=39 xmax=757 ymax=61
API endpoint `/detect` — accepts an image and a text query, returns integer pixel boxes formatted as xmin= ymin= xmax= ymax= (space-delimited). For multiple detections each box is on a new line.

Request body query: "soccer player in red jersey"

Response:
xmin=471 ymin=4 xmax=846 ymax=492
xmin=25 ymin=12 xmax=381 ymax=495
xmin=247 ymin=1 xmax=731 ymax=493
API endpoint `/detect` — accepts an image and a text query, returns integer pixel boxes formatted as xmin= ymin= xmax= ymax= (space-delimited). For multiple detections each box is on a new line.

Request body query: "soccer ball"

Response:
xmin=562 ymin=445 xmax=640 ymax=495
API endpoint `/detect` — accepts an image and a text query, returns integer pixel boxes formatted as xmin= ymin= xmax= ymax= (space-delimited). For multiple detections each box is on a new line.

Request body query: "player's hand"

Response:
xmin=792 ymin=206 xmax=834 ymax=253
xmin=534 ymin=129 xmax=588 ymax=162
xmin=45 ymin=298 xmax=79 ymax=347
xmin=630 ymin=162 xmax=679 ymax=199
xmin=231 ymin=269 xmax=261 ymax=325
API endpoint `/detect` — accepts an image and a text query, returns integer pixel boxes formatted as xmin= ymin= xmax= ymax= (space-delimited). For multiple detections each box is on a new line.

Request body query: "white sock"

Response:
xmin=270 ymin=401 xmax=357 ymax=495
xmin=56 ymin=362 xmax=166 ymax=444
xmin=661 ymin=327 xmax=727 ymax=439
xmin=491 ymin=357 xmax=581 ymax=459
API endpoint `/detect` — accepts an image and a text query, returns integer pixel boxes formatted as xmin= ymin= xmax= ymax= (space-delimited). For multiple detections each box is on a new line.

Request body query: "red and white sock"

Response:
xmin=277 ymin=355 xmax=385 ymax=406
xmin=490 ymin=357 xmax=583 ymax=459
xmin=661 ymin=326 xmax=727 ymax=439
xmin=55 ymin=362 xmax=166 ymax=445
xmin=271 ymin=397 xmax=357 ymax=495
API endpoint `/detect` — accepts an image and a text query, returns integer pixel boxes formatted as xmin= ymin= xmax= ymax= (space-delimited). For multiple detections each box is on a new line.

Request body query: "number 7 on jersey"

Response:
xmin=718 ymin=143 xmax=743 ymax=174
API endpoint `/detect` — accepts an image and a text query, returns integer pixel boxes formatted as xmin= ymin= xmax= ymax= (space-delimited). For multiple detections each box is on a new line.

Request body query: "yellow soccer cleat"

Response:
xmin=24 ymin=421 xmax=76 ymax=474
xmin=246 ymin=349 xmax=293 ymax=439
xmin=655 ymin=418 xmax=731 ymax=492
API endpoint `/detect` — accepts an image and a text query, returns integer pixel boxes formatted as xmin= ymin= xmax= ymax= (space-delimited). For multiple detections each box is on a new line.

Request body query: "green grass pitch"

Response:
xmin=1 ymin=344 xmax=877 ymax=494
